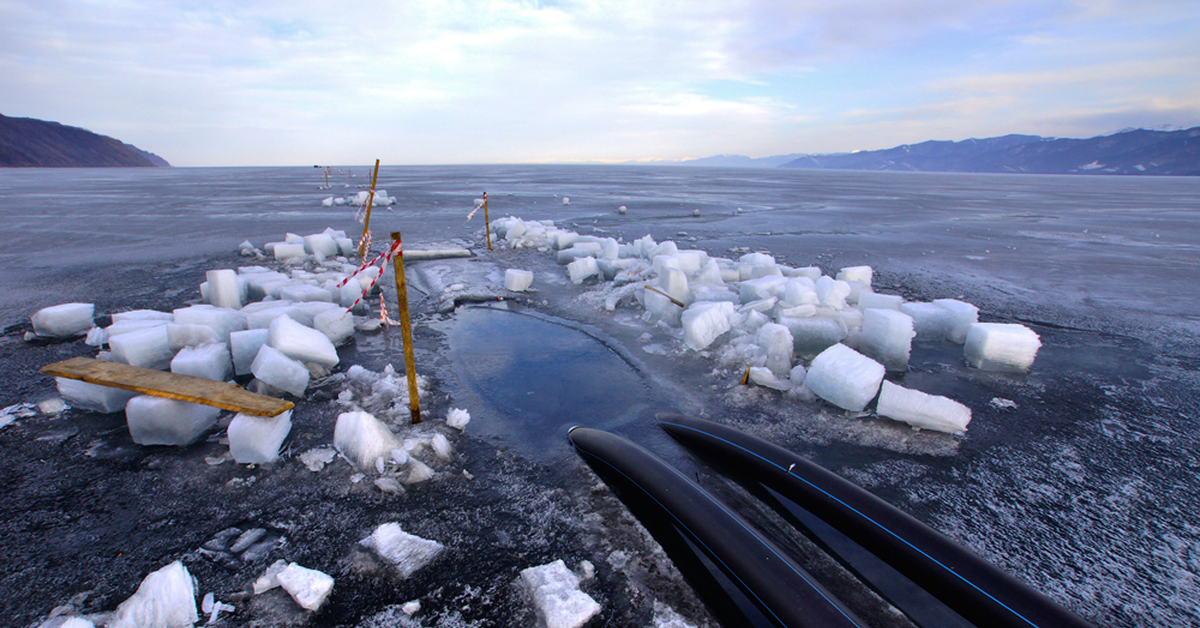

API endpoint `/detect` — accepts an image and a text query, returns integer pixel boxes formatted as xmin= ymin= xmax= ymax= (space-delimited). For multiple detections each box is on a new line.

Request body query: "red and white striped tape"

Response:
xmin=466 ymin=191 xmax=487 ymax=222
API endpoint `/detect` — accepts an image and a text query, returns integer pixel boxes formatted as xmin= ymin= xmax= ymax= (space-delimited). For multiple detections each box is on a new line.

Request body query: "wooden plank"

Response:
xmin=41 ymin=356 xmax=293 ymax=417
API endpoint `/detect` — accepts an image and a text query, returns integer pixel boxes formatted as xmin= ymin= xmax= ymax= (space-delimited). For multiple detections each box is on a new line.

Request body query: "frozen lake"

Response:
xmin=1 ymin=165 xmax=1198 ymax=627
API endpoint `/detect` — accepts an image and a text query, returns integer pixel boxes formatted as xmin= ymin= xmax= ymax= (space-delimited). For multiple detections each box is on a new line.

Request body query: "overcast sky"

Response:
xmin=2 ymin=0 xmax=1197 ymax=166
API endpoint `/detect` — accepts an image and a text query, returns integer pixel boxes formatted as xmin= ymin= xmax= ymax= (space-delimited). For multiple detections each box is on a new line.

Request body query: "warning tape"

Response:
xmin=343 ymin=239 xmax=403 ymax=312
xmin=466 ymin=191 xmax=487 ymax=222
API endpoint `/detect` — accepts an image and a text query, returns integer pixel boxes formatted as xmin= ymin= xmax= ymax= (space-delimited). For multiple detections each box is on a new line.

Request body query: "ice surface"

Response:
xmin=31 ymin=302 xmax=94 ymax=338
xmin=250 ymin=345 xmax=310 ymax=397
xmin=858 ymin=309 xmax=916 ymax=372
xmin=172 ymin=305 xmax=247 ymax=344
xmin=521 ymin=560 xmax=600 ymax=628
xmin=505 ymin=268 xmax=534 ymax=292
xmin=56 ymin=377 xmax=138 ymax=414
xmin=804 ymin=343 xmax=886 ymax=412
xmin=934 ymin=298 xmax=979 ymax=344
xmin=680 ymin=301 xmax=734 ymax=351
xmin=964 ymin=323 xmax=1041 ymax=372
xmin=169 ymin=343 xmax=231 ymax=382
xmin=313 ymin=309 xmax=355 ymax=345
xmin=900 ymin=302 xmax=954 ymax=340
xmin=125 ymin=395 xmax=220 ymax=446
xmin=277 ymin=563 xmax=334 ymax=612
xmin=757 ymin=322 xmax=794 ymax=378
xmin=206 ymin=269 xmax=243 ymax=309
xmin=109 ymin=325 xmax=174 ymax=370
xmin=334 ymin=410 xmax=401 ymax=468
xmin=228 ymin=410 xmax=292 ymax=464
xmin=446 ymin=407 xmax=471 ymax=430
xmin=360 ymin=522 xmax=445 ymax=578
xmin=268 ymin=315 xmax=339 ymax=368
xmin=229 ymin=328 xmax=269 ymax=376
xmin=107 ymin=561 xmax=197 ymax=628
xmin=876 ymin=381 xmax=972 ymax=433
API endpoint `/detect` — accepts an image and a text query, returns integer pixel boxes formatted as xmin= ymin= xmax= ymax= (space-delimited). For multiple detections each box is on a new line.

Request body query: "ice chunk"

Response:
xmin=681 ymin=301 xmax=734 ymax=351
xmin=877 ymin=381 xmax=971 ymax=433
xmin=739 ymin=276 xmax=788 ymax=303
xmin=505 ymin=268 xmax=534 ymax=292
xmin=228 ymin=410 xmax=292 ymax=463
xmin=166 ymin=323 xmax=221 ymax=350
xmin=557 ymin=246 xmax=597 ymax=265
xmin=446 ymin=407 xmax=471 ymax=430
xmin=278 ymin=283 xmax=334 ymax=303
xmin=250 ymin=345 xmax=310 ymax=397
xmin=31 ymin=303 xmax=94 ymax=338
xmin=430 ymin=433 xmax=453 ymax=460
xmin=934 ymin=299 xmax=978 ymax=344
xmin=900 ymin=302 xmax=954 ymax=340
xmin=125 ymin=395 xmax=221 ymax=446
xmin=858 ymin=309 xmax=915 ymax=372
xmin=112 ymin=310 xmax=173 ymax=324
xmin=108 ymin=561 xmax=197 ymax=628
xmin=360 ymin=522 xmax=445 ymax=578
xmin=642 ymin=288 xmax=682 ymax=326
xmin=964 ymin=323 xmax=1041 ymax=372
xmin=170 ymin=343 xmax=231 ymax=381
xmin=230 ymin=328 xmax=270 ymax=376
xmin=858 ymin=292 xmax=903 ymax=311
xmin=269 ymin=315 xmax=339 ymax=368
xmin=109 ymin=325 xmax=174 ymax=370
xmin=815 ymin=276 xmax=852 ymax=309
xmin=274 ymin=243 xmax=307 ymax=261
xmin=277 ymin=563 xmax=334 ymax=612
xmin=206 ymin=269 xmax=243 ymax=309
xmin=804 ymin=344 xmax=886 ymax=412
xmin=757 ymin=323 xmax=794 ymax=378
xmin=521 ymin=560 xmax=601 ymax=628
xmin=334 ymin=410 xmax=401 ymax=468
xmin=313 ymin=309 xmax=355 ymax=346
xmin=173 ymin=305 xmax=247 ymax=344
xmin=58 ymin=618 xmax=96 ymax=628
xmin=782 ymin=278 xmax=818 ymax=307
xmin=779 ymin=316 xmax=844 ymax=358
xmin=657 ymin=267 xmax=691 ymax=305
xmin=837 ymin=265 xmax=873 ymax=286
xmin=566 ymin=256 xmax=599 ymax=284
xmin=56 ymin=377 xmax=138 ymax=414
xmin=748 ymin=366 xmax=794 ymax=391
xmin=303 ymin=233 xmax=339 ymax=258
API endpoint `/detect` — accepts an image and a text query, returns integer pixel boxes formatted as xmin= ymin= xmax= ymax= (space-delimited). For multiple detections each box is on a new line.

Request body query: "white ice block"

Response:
xmin=31 ymin=302 xmax=94 ymax=338
xmin=229 ymin=328 xmax=269 ymax=376
xmin=681 ymin=301 xmax=734 ymax=351
xmin=313 ymin=309 xmax=355 ymax=346
xmin=934 ymin=299 xmax=979 ymax=344
xmin=112 ymin=309 xmax=174 ymax=324
xmin=109 ymin=325 xmax=175 ymax=370
xmin=964 ymin=323 xmax=1041 ymax=372
xmin=277 ymin=563 xmax=334 ymax=612
xmin=521 ymin=560 xmax=601 ymax=628
xmin=274 ymin=243 xmax=307 ymax=261
xmin=303 ymin=233 xmax=339 ymax=258
xmin=782 ymin=278 xmax=818 ymax=307
xmin=858 ymin=309 xmax=915 ymax=372
xmin=858 ymin=292 xmax=904 ymax=311
xmin=694 ymin=260 xmax=725 ymax=285
xmin=739 ymin=276 xmax=788 ymax=303
xmin=108 ymin=561 xmax=197 ymax=628
xmin=642 ymin=288 xmax=682 ymax=326
xmin=228 ymin=410 xmax=292 ymax=463
xmin=166 ymin=323 xmax=222 ymax=350
xmin=816 ymin=276 xmax=852 ymax=309
xmin=125 ymin=395 xmax=220 ymax=446
xmin=779 ymin=316 xmax=844 ymax=357
xmin=206 ymin=269 xmax=243 ymax=309
xmin=757 ymin=322 xmax=794 ymax=378
xmin=268 ymin=315 xmax=339 ymax=368
xmin=170 ymin=342 xmax=231 ymax=381
xmin=56 ymin=377 xmax=138 ymax=414
xmin=505 ymin=269 xmax=534 ymax=292
xmin=567 ymin=256 xmax=599 ymax=284
xmin=804 ymin=344 xmax=886 ymax=412
xmin=251 ymin=345 xmax=310 ymax=397
xmin=877 ymin=381 xmax=972 ymax=433
xmin=900 ymin=302 xmax=954 ymax=340
xmin=360 ymin=522 xmax=445 ymax=578
xmin=837 ymin=265 xmax=873 ymax=286
xmin=278 ymin=283 xmax=334 ymax=303
xmin=334 ymin=410 xmax=400 ymax=468
xmin=172 ymin=304 xmax=247 ymax=344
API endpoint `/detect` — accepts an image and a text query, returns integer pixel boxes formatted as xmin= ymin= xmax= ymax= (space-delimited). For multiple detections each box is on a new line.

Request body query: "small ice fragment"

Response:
xmin=402 ymin=600 xmax=421 ymax=615
xmin=108 ymin=561 xmax=197 ymax=628
xmin=360 ymin=522 xmax=445 ymax=578
xmin=505 ymin=269 xmax=534 ymax=292
xmin=446 ymin=407 xmax=471 ymax=430
xmin=990 ymin=397 xmax=1018 ymax=410
xmin=334 ymin=411 xmax=401 ymax=468
xmin=521 ymin=559 xmax=601 ymax=628
xmin=405 ymin=459 xmax=434 ymax=484
xmin=430 ymin=433 xmax=452 ymax=460
xmin=253 ymin=559 xmax=290 ymax=594
xmin=375 ymin=477 xmax=403 ymax=493
xmin=277 ymin=563 xmax=334 ymax=612
xmin=299 ymin=447 xmax=337 ymax=471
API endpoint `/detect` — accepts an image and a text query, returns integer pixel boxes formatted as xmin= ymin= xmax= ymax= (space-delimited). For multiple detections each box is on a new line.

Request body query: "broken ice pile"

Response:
xmin=486 ymin=216 xmax=1043 ymax=434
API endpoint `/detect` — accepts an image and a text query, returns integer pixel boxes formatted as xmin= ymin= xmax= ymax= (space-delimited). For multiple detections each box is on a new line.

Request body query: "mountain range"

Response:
xmin=664 ymin=127 xmax=1200 ymax=176
xmin=0 ymin=114 xmax=169 ymax=167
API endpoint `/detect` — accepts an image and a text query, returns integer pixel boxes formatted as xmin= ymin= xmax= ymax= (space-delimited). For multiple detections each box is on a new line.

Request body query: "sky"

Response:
xmin=1 ymin=0 xmax=1198 ymax=167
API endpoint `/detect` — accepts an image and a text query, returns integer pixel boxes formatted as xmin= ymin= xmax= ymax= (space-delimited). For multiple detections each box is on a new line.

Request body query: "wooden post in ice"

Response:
xmin=391 ymin=231 xmax=422 ymax=424
xmin=358 ymin=159 xmax=381 ymax=257
xmin=483 ymin=191 xmax=492 ymax=251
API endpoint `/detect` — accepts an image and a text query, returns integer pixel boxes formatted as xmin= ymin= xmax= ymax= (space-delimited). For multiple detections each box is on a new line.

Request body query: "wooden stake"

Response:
xmin=645 ymin=285 xmax=685 ymax=308
xmin=740 ymin=366 xmax=752 ymax=385
xmin=483 ymin=191 xmax=491 ymax=251
xmin=391 ymin=231 xmax=422 ymax=424
xmin=358 ymin=159 xmax=381 ymax=257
